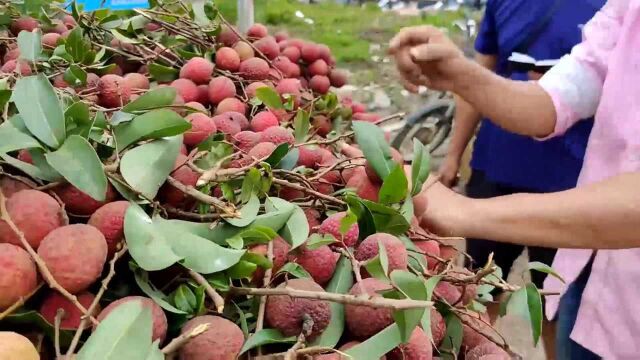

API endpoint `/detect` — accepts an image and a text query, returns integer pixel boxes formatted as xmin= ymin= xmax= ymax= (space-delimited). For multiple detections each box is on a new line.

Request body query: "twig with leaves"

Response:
xmin=188 ymin=269 xmax=225 ymax=313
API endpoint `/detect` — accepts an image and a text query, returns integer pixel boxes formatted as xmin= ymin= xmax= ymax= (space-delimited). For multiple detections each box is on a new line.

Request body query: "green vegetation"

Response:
xmin=217 ymin=0 xmax=463 ymax=63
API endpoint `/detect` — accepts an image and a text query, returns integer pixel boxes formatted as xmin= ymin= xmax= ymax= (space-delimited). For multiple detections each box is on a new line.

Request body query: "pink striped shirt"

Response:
xmin=539 ymin=0 xmax=640 ymax=358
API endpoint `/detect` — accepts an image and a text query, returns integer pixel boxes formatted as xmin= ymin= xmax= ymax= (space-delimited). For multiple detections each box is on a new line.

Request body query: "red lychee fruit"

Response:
xmin=195 ymin=84 xmax=210 ymax=106
xmin=38 ymin=224 xmax=107 ymax=294
xmin=273 ymin=56 xmax=301 ymax=79
xmin=282 ymin=46 xmax=301 ymax=63
xmin=211 ymin=113 xmax=242 ymax=136
xmin=170 ymin=78 xmax=199 ymax=103
xmin=465 ymin=342 xmax=510 ymax=360
xmin=461 ymin=312 xmax=494 ymax=351
xmin=234 ymin=131 xmax=261 ymax=152
xmin=318 ymin=212 xmax=360 ymax=248
xmin=123 ymin=72 xmax=150 ymax=90
xmin=180 ymin=57 xmax=214 ymax=85
xmin=0 ymin=190 xmax=64 ymax=249
xmin=0 ymin=177 xmax=31 ymax=199
xmin=434 ymin=281 xmax=462 ymax=305
xmin=207 ymin=76 xmax=236 ymax=105
xmin=225 ymin=111 xmax=249 ymax=130
xmin=301 ymin=43 xmax=321 ymax=63
xmin=355 ymin=233 xmax=408 ymax=275
xmin=274 ymin=31 xmax=289 ymax=43
xmin=250 ymin=111 xmax=279 ymax=132
xmin=218 ymin=25 xmax=240 ymax=46
xmin=287 ymin=38 xmax=305 ymax=50
xmin=351 ymin=102 xmax=366 ymax=114
xmin=310 ymin=75 xmax=331 ymax=94
xmin=214 ymin=47 xmax=240 ymax=72
xmin=184 ymin=101 xmax=207 ymax=113
xmin=387 ymin=327 xmax=432 ymax=360
xmin=39 ymin=291 xmax=97 ymax=330
xmin=183 ymin=113 xmax=217 ymax=146
xmin=290 ymin=245 xmax=339 ymax=286
xmin=180 ymin=144 xmax=188 ymax=155
xmin=266 ymin=278 xmax=331 ymax=339
xmin=248 ymin=142 xmax=277 ymax=160
xmin=276 ymin=78 xmax=302 ymax=97
xmin=345 ymin=278 xmax=394 ymax=339
xmin=10 ymin=17 xmax=39 ymax=36
xmin=17 ymin=149 xmax=32 ymax=164
xmin=97 ymin=74 xmax=132 ymax=108
xmin=97 ymin=296 xmax=167 ymax=343
xmin=317 ymin=44 xmax=331 ymax=62
xmin=299 ymin=76 xmax=309 ymax=89
xmin=297 ymin=146 xmax=321 ymax=168
xmin=62 ymin=15 xmax=76 ymax=29
xmin=304 ymin=208 xmax=321 ymax=233
xmin=260 ymin=126 xmax=294 ymax=145
xmin=215 ymin=97 xmax=247 ymax=115
xmin=159 ymin=154 xmax=200 ymax=207
xmin=249 ymin=236 xmax=291 ymax=283
xmin=353 ymin=112 xmax=381 ymax=123
xmin=246 ymin=81 xmax=269 ymax=98
xmin=329 ymin=69 xmax=348 ymax=88
xmin=179 ymin=315 xmax=244 ymax=360
xmin=42 ymin=32 xmax=61 ymax=48
xmin=345 ymin=167 xmax=380 ymax=202
xmin=55 ymin=183 xmax=117 ymax=216
xmin=3 ymin=48 xmax=20 ymax=63
xmin=414 ymin=240 xmax=440 ymax=271
xmin=278 ymin=186 xmax=305 ymax=201
xmin=1 ymin=60 xmax=32 ymax=75
xmin=87 ymin=201 xmax=129 ymax=257
xmin=431 ymin=308 xmax=447 ymax=347
xmin=254 ymin=37 xmax=280 ymax=60
xmin=239 ymin=57 xmax=270 ymax=80
xmin=0 ymin=243 xmax=37 ymax=310
xmin=312 ymin=115 xmax=332 ymax=137
xmin=233 ymin=41 xmax=255 ymax=61
xmin=247 ymin=23 xmax=268 ymax=39
xmin=308 ymin=59 xmax=330 ymax=76
xmin=145 ymin=22 xmax=161 ymax=32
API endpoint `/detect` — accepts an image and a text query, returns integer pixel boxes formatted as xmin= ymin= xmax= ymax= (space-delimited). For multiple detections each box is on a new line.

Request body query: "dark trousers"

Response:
xmin=464 ymin=170 xmax=557 ymax=290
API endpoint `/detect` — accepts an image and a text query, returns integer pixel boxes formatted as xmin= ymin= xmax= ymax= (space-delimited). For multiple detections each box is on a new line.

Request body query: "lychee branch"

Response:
xmin=337 ymin=248 xmax=366 ymax=295
xmin=285 ymin=314 xmax=314 ymax=360
xmin=230 ymin=286 xmax=433 ymax=310
xmin=188 ymin=269 xmax=225 ymax=313
xmin=166 ymin=176 xmax=239 ymax=217
xmin=256 ymin=240 xmax=274 ymax=332
xmin=0 ymin=189 xmax=99 ymax=326
xmin=161 ymin=323 xmax=210 ymax=355
xmin=272 ymin=178 xmax=346 ymax=206
xmin=54 ymin=309 xmax=64 ymax=358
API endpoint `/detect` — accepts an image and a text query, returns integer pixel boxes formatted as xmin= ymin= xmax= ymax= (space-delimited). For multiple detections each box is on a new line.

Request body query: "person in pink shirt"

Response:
xmin=390 ymin=0 xmax=640 ymax=358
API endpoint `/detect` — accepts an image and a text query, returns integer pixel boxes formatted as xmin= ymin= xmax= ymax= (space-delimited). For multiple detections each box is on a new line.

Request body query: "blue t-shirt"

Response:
xmin=471 ymin=0 xmax=605 ymax=192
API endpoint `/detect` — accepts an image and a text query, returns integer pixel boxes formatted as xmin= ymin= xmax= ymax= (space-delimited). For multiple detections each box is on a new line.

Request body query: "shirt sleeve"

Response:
xmin=537 ymin=0 xmax=626 ymax=138
xmin=474 ymin=0 xmax=498 ymax=55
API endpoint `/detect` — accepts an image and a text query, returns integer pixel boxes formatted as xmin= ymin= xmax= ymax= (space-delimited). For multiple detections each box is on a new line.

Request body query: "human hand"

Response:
xmin=438 ymin=154 xmax=461 ymax=188
xmin=413 ymin=178 xmax=470 ymax=237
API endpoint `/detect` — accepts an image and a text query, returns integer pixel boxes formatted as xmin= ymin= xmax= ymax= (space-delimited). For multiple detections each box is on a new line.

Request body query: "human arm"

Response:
xmin=414 ymin=171 xmax=640 ymax=249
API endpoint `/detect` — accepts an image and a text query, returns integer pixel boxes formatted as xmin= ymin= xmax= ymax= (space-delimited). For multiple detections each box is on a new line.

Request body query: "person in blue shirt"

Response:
xmin=436 ymin=0 xmax=604 ymax=356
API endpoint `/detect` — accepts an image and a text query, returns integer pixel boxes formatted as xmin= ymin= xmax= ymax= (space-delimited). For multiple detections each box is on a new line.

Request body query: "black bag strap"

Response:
xmin=513 ymin=0 xmax=566 ymax=54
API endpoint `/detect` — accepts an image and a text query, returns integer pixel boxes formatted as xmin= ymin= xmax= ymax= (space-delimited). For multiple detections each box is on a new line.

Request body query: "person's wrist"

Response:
xmin=451 ymin=58 xmax=485 ymax=95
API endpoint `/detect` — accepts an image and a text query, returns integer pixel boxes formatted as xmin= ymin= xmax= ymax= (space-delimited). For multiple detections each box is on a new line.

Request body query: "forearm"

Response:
xmin=447 ymin=94 xmax=482 ymax=160
xmin=456 ymin=172 xmax=640 ymax=249
xmin=451 ymin=60 xmax=557 ymax=138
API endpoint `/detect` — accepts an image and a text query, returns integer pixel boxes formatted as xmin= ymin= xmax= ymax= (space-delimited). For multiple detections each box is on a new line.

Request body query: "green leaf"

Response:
xmin=0 ymin=122 xmax=41 ymax=153
xmin=294 ymin=109 xmax=310 ymax=143
xmin=12 ymin=74 xmax=66 ymax=148
xmin=227 ymin=260 xmax=258 ymax=279
xmin=528 ymin=261 xmax=565 ymax=284
xmin=45 ymin=135 xmax=108 ymax=201
xmin=4 ymin=309 xmax=74 ymax=347
xmin=172 ymin=284 xmax=197 ymax=313
xmin=439 ymin=313 xmax=463 ymax=358
xmin=65 ymin=27 xmax=90 ymax=64
xmin=0 ymin=90 xmax=11 ymax=110
xmin=225 ymin=194 xmax=260 ymax=227
xmin=278 ymin=147 xmax=299 ymax=170
xmin=400 ymin=195 xmax=414 ymax=223
xmin=256 ymin=86 xmax=284 ymax=110
xmin=77 ymin=301 xmax=154 ymax=360
xmin=311 ymin=256 xmax=353 ymax=348
xmin=279 ymin=203 xmax=309 ymax=250
xmin=378 ymin=164 xmax=408 ymax=205
xmin=0 ymin=153 xmax=58 ymax=182
xmin=477 ymin=266 xmax=503 ymax=296
xmin=526 ymin=283 xmax=543 ymax=346
xmin=361 ymin=199 xmax=410 ymax=235
xmin=345 ymin=324 xmax=403 ymax=359
xmin=398 ymin=235 xmax=429 ymax=273
xmin=265 ymin=143 xmax=290 ymax=167
xmin=240 ymin=329 xmax=296 ymax=354
xmin=364 ymin=252 xmax=388 ymax=281
xmin=390 ymin=270 xmax=428 ymax=342
xmin=240 ymin=168 xmax=262 ymax=203
xmin=306 ymin=233 xmax=337 ymax=250
xmin=63 ymin=64 xmax=87 ymax=88
xmin=339 ymin=210 xmax=358 ymax=235
xmin=352 ymin=121 xmax=394 ymax=180
xmin=242 ymin=251 xmax=272 ymax=269
xmin=132 ymin=266 xmax=187 ymax=314
xmin=115 ymin=109 xmax=190 ymax=150
xmin=226 ymin=235 xmax=244 ymax=250
xmin=277 ymin=262 xmax=312 ymax=279
xmin=149 ymin=63 xmax=179 ymax=82
xmin=239 ymin=226 xmax=278 ymax=246
xmin=420 ymin=275 xmax=441 ymax=339
xmin=123 ymin=87 xmax=177 ymax=113
xmin=17 ymin=30 xmax=42 ymax=62
xmin=411 ymin=139 xmax=431 ymax=195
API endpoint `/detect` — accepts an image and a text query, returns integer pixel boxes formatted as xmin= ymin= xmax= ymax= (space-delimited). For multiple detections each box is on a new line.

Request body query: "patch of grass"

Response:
xmin=217 ymin=0 xmax=463 ymax=64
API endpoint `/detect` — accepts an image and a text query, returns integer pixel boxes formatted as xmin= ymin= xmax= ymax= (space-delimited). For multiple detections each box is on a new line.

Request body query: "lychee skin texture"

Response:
xmin=247 ymin=23 xmax=269 ymax=39
xmin=273 ymin=56 xmax=301 ymax=79
xmin=297 ymin=146 xmax=322 ymax=168
xmin=0 ymin=244 xmax=37 ymax=310
xmin=87 ymin=201 xmax=129 ymax=257
xmin=278 ymin=187 xmax=305 ymax=201
xmin=38 ymin=224 xmax=108 ymax=294
xmin=301 ymin=43 xmax=321 ymax=63
xmin=282 ymin=46 xmax=301 ymax=63
xmin=254 ymin=37 xmax=280 ymax=60
xmin=0 ymin=177 xmax=31 ymax=199
xmin=318 ymin=44 xmax=332 ymax=62
xmin=260 ymin=126 xmax=295 ymax=145
xmin=183 ymin=113 xmax=217 ymax=146
xmin=10 ymin=17 xmax=39 ymax=35
xmin=55 ymin=183 xmax=117 ymax=216
xmin=215 ymin=97 xmax=247 ymax=115
xmin=212 ymin=113 xmax=242 ymax=136
xmin=310 ymin=75 xmax=331 ymax=94
xmin=461 ymin=312 xmax=493 ymax=351
xmin=179 ymin=315 xmax=244 ymax=360
xmin=345 ymin=278 xmax=394 ymax=339
xmin=225 ymin=111 xmax=250 ymax=130
xmin=0 ymin=190 xmax=64 ymax=249
xmin=251 ymin=111 xmax=279 ymax=132
xmin=207 ymin=76 xmax=236 ymax=105
xmin=123 ymin=72 xmax=150 ymax=90
xmin=266 ymin=278 xmax=331 ymax=339
xmin=387 ymin=327 xmax=433 ymax=360
xmin=40 ymin=291 xmax=97 ymax=330
xmin=275 ymin=31 xmax=289 ymax=42
xmin=312 ymin=115 xmax=332 ymax=137
xmin=431 ymin=308 xmax=447 ymax=347
xmin=329 ymin=69 xmax=348 ymax=88
xmin=246 ymin=82 xmax=269 ymax=98
xmin=184 ymin=101 xmax=207 ymax=113
xmin=160 ymin=154 xmax=200 ymax=207
xmin=214 ymin=47 xmax=241 ymax=72
xmin=97 ymin=74 xmax=132 ymax=108
xmin=3 ymin=48 xmax=20 ymax=63
xmin=355 ymin=233 xmax=408 ymax=274
xmin=97 ymin=296 xmax=168 ymax=343
xmin=248 ymin=142 xmax=277 ymax=160
xmin=318 ymin=212 xmax=359 ymax=248
xmin=345 ymin=167 xmax=380 ymax=202
xmin=218 ymin=25 xmax=240 ymax=46
xmin=290 ymin=245 xmax=339 ymax=286
xmin=233 ymin=41 xmax=255 ymax=60
xmin=1 ymin=59 xmax=32 ymax=75
xmin=276 ymin=78 xmax=302 ymax=99
xmin=17 ymin=149 xmax=33 ymax=164
xmin=465 ymin=342 xmax=510 ymax=360
xmin=434 ymin=281 xmax=462 ymax=305
xmin=250 ymin=236 xmax=291 ymax=283
xmin=304 ymin=208 xmax=322 ymax=233
xmin=0 ymin=332 xmax=39 ymax=360
xmin=195 ymin=85 xmax=210 ymax=106
xmin=234 ymin=131 xmax=261 ymax=152
xmin=42 ymin=32 xmax=61 ymax=48
xmin=180 ymin=57 xmax=214 ymax=85
xmin=171 ymin=78 xmax=200 ymax=103
xmin=239 ymin=57 xmax=270 ymax=80
xmin=308 ymin=59 xmax=330 ymax=76
xmin=414 ymin=240 xmax=440 ymax=271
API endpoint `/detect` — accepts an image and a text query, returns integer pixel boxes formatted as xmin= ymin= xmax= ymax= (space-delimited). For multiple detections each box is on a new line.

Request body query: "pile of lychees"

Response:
xmin=0 ymin=2 xmax=514 ymax=360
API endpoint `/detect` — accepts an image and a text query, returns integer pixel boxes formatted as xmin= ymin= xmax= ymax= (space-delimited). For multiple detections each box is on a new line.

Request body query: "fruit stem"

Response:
xmin=161 ymin=323 xmax=210 ymax=354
